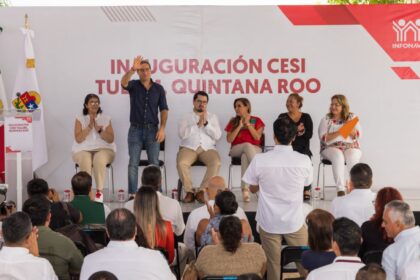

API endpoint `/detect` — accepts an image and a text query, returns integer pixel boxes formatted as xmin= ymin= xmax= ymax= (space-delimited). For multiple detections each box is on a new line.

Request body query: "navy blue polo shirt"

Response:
xmin=123 ymin=79 xmax=169 ymax=126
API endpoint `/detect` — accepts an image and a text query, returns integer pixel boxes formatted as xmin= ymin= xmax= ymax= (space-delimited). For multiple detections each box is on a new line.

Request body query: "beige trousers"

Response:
xmin=72 ymin=149 xmax=115 ymax=191
xmin=229 ymin=143 xmax=262 ymax=190
xmin=176 ymin=147 xmax=221 ymax=193
xmin=259 ymin=225 xmax=308 ymax=280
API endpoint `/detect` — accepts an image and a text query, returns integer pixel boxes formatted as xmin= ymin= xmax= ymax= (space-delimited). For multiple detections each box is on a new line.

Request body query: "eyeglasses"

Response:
xmin=196 ymin=100 xmax=208 ymax=105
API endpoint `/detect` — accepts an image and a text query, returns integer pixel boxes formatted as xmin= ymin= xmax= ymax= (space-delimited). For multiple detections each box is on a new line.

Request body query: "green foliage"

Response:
xmin=0 ymin=0 xmax=9 ymax=7
xmin=328 ymin=0 xmax=415 ymax=3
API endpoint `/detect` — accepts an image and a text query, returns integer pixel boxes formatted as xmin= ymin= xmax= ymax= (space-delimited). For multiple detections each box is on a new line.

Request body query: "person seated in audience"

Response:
xmin=125 ymin=165 xmax=185 ymax=236
xmin=356 ymin=263 xmax=386 ymax=280
xmin=72 ymin=93 xmax=116 ymax=202
xmin=301 ymin=209 xmax=336 ymax=274
xmin=401 ymin=258 xmax=420 ymax=280
xmin=195 ymin=190 xmax=252 ymax=249
xmin=27 ymin=178 xmax=82 ymax=230
xmin=88 ymin=271 xmax=118 ymax=280
xmin=185 ymin=216 xmax=266 ymax=278
xmin=359 ymin=187 xmax=403 ymax=259
xmin=23 ymin=195 xmax=83 ymax=280
xmin=0 ymin=212 xmax=58 ymax=279
xmin=70 ymin=172 xmax=110 ymax=225
xmin=331 ymin=163 xmax=376 ymax=226
xmin=381 ymin=200 xmax=420 ymax=280
xmin=80 ymin=208 xmax=175 ymax=280
xmin=184 ymin=176 xmax=248 ymax=253
xmin=133 ymin=186 xmax=175 ymax=264
xmin=307 ymin=217 xmax=364 ymax=280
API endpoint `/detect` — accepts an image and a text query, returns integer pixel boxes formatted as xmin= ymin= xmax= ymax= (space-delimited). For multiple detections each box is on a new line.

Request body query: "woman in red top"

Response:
xmin=225 ymin=98 xmax=265 ymax=202
xmin=133 ymin=186 xmax=175 ymax=264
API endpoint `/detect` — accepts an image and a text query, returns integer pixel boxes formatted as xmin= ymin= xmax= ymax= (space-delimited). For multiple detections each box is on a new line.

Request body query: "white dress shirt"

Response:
xmin=331 ymin=189 xmax=376 ymax=226
xmin=178 ymin=111 xmax=222 ymax=151
xmin=0 ymin=246 xmax=58 ymax=280
xmin=306 ymin=256 xmax=365 ymax=280
xmin=125 ymin=192 xmax=185 ymax=236
xmin=242 ymin=145 xmax=313 ymax=234
xmin=382 ymin=226 xmax=420 ymax=280
xmin=183 ymin=199 xmax=248 ymax=250
xmin=402 ymin=259 xmax=420 ymax=280
xmin=80 ymin=240 xmax=176 ymax=280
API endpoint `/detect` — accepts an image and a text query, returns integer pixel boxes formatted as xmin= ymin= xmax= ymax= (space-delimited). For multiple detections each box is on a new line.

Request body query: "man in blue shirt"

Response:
xmin=121 ymin=56 xmax=169 ymax=197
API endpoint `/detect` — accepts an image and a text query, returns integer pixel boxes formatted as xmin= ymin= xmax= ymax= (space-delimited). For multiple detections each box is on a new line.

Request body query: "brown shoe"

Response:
xmin=183 ymin=192 xmax=195 ymax=203
xmin=195 ymin=190 xmax=205 ymax=204
xmin=337 ymin=191 xmax=346 ymax=197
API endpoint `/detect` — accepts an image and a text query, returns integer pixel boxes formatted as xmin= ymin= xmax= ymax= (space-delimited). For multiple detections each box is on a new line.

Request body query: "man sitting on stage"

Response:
xmin=177 ymin=91 xmax=222 ymax=203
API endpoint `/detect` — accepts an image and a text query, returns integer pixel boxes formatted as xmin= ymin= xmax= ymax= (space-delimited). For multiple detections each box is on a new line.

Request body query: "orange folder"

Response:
xmin=339 ymin=117 xmax=359 ymax=138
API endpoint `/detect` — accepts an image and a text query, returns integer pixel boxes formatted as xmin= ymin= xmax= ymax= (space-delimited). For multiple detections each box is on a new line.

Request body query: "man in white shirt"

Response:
xmin=80 ymin=208 xmax=175 ymax=280
xmin=381 ymin=200 xmax=420 ymax=280
xmin=183 ymin=176 xmax=248 ymax=252
xmin=307 ymin=217 xmax=364 ymax=280
xmin=331 ymin=163 xmax=376 ymax=226
xmin=401 ymin=259 xmax=420 ymax=280
xmin=0 ymin=212 xmax=58 ymax=280
xmin=243 ymin=117 xmax=312 ymax=280
xmin=177 ymin=91 xmax=222 ymax=203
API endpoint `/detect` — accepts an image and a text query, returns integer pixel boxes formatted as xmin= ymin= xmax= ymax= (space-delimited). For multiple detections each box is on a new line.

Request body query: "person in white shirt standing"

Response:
xmin=80 ymin=208 xmax=175 ymax=280
xmin=381 ymin=200 xmax=420 ymax=280
xmin=331 ymin=163 xmax=376 ymax=226
xmin=307 ymin=217 xmax=365 ymax=280
xmin=177 ymin=91 xmax=222 ymax=203
xmin=0 ymin=212 xmax=57 ymax=280
xmin=243 ymin=117 xmax=312 ymax=280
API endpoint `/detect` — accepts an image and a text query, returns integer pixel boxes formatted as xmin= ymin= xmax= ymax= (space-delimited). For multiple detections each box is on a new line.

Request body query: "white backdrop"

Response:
xmin=0 ymin=6 xmax=420 ymax=193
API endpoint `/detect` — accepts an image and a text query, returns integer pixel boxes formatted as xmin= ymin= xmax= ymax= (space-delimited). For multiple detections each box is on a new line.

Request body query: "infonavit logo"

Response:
xmin=392 ymin=19 xmax=420 ymax=49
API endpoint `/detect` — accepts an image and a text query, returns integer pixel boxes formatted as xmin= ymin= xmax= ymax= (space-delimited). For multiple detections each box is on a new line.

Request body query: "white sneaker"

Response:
xmin=94 ymin=191 xmax=104 ymax=203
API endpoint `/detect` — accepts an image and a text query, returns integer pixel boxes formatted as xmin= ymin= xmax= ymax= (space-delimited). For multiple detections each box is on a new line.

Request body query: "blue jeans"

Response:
xmin=127 ymin=125 xmax=160 ymax=194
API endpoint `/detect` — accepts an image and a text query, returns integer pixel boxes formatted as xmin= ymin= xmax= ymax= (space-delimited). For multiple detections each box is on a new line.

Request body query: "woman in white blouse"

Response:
xmin=72 ymin=94 xmax=116 ymax=201
xmin=318 ymin=94 xmax=362 ymax=197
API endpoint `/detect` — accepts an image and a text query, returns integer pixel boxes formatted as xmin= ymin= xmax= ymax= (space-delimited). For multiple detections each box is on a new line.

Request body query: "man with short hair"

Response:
xmin=0 ymin=212 xmax=58 ymax=279
xmin=70 ymin=172 xmax=110 ymax=224
xmin=121 ymin=56 xmax=169 ymax=198
xmin=80 ymin=208 xmax=175 ymax=280
xmin=243 ymin=117 xmax=312 ymax=280
xmin=331 ymin=163 xmax=376 ymax=226
xmin=27 ymin=178 xmax=81 ymax=230
xmin=23 ymin=195 xmax=83 ymax=280
xmin=381 ymin=200 xmax=420 ymax=280
xmin=176 ymin=91 xmax=222 ymax=203
xmin=183 ymin=175 xmax=248 ymax=252
xmin=307 ymin=217 xmax=365 ymax=280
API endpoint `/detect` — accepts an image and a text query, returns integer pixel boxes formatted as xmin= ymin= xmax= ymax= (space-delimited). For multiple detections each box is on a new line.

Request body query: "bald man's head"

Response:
xmin=206 ymin=176 xmax=227 ymax=199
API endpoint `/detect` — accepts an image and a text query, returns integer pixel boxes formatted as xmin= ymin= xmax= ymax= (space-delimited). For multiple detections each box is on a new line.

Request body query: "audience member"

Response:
xmin=301 ymin=209 xmax=336 ymax=273
xmin=243 ymin=117 xmax=312 ymax=280
xmin=381 ymin=200 xmax=420 ymax=280
xmin=70 ymin=172 xmax=110 ymax=224
xmin=27 ymin=178 xmax=81 ymax=230
xmin=307 ymin=217 xmax=364 ymax=280
xmin=88 ymin=271 xmax=118 ymax=280
xmin=359 ymin=187 xmax=403 ymax=259
xmin=80 ymin=208 xmax=175 ymax=280
xmin=133 ymin=186 xmax=175 ymax=264
xmin=356 ymin=263 xmax=386 ymax=280
xmin=401 ymin=258 xmax=420 ymax=280
xmin=23 ymin=195 xmax=83 ymax=280
xmin=0 ymin=212 xmax=58 ymax=279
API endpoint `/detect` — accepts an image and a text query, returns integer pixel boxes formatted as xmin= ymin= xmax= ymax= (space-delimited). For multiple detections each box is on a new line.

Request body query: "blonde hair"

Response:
xmin=328 ymin=94 xmax=351 ymax=120
xmin=133 ymin=186 xmax=166 ymax=248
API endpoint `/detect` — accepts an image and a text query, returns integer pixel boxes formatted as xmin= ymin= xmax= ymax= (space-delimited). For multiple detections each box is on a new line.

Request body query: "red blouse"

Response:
xmin=225 ymin=116 xmax=265 ymax=147
xmin=155 ymin=220 xmax=175 ymax=264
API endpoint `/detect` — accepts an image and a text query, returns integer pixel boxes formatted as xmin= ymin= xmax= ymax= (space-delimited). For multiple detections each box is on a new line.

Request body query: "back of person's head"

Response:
xmin=22 ymin=195 xmax=51 ymax=227
xmin=384 ymin=200 xmax=415 ymax=228
xmin=141 ymin=165 xmax=161 ymax=191
xmin=215 ymin=190 xmax=238 ymax=215
xmin=219 ymin=216 xmax=242 ymax=253
xmin=371 ymin=187 xmax=403 ymax=223
xmin=2 ymin=212 xmax=32 ymax=246
xmin=333 ymin=217 xmax=362 ymax=256
xmin=350 ymin=163 xmax=373 ymax=189
xmin=238 ymin=274 xmax=263 ymax=280
xmin=106 ymin=208 xmax=137 ymax=241
xmin=88 ymin=271 xmax=118 ymax=280
xmin=273 ymin=117 xmax=297 ymax=145
xmin=306 ymin=209 xmax=335 ymax=251
xmin=71 ymin=171 xmax=92 ymax=195
xmin=356 ymin=263 xmax=386 ymax=280
xmin=27 ymin=178 xmax=49 ymax=197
